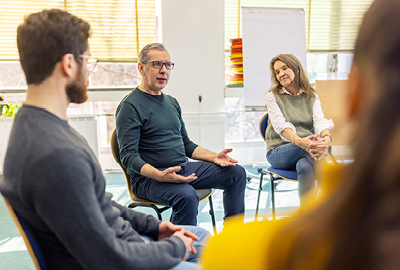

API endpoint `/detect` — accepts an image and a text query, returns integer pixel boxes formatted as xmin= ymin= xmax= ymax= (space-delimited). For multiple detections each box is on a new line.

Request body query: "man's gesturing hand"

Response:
xmin=158 ymin=166 xmax=197 ymax=183
xmin=213 ymin=148 xmax=238 ymax=167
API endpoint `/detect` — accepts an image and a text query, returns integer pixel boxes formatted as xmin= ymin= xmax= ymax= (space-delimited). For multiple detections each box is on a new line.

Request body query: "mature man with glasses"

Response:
xmin=0 ymin=10 xmax=210 ymax=270
xmin=115 ymin=43 xmax=246 ymax=227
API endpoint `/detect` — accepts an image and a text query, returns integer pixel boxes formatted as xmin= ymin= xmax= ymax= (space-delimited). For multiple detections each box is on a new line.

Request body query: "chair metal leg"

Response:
xmin=151 ymin=205 xmax=163 ymax=220
xmin=269 ymin=173 xmax=276 ymax=220
xmin=129 ymin=203 xmax=169 ymax=221
xmin=208 ymin=196 xmax=217 ymax=235
xmin=255 ymin=171 xmax=265 ymax=220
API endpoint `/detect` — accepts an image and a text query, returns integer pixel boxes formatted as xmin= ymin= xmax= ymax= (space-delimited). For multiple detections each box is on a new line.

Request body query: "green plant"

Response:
xmin=0 ymin=104 xmax=22 ymax=117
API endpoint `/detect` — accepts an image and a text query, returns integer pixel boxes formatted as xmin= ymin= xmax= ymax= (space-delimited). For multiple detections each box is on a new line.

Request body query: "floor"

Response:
xmin=0 ymin=166 xmax=300 ymax=269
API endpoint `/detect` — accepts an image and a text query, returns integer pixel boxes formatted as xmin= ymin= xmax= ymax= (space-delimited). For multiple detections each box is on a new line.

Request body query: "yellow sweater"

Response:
xmin=201 ymin=163 xmax=343 ymax=270
xmin=202 ymin=217 xmax=286 ymax=269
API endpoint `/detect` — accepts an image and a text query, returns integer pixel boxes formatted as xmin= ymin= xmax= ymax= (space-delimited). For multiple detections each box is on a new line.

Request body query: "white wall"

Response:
xmin=161 ymin=0 xmax=226 ymax=152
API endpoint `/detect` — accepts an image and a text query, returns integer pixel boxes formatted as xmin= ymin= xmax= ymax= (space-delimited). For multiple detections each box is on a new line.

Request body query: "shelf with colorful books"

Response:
xmin=227 ymin=38 xmax=243 ymax=87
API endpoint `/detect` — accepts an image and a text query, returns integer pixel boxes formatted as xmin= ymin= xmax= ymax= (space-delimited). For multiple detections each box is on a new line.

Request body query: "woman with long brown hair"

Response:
xmin=202 ymin=0 xmax=400 ymax=268
xmin=266 ymin=54 xmax=333 ymax=204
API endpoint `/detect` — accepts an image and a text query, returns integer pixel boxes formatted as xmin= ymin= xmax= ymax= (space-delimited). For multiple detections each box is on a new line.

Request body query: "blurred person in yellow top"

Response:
xmin=202 ymin=0 xmax=400 ymax=269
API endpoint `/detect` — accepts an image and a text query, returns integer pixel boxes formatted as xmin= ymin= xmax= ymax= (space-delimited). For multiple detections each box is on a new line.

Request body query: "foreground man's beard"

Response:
xmin=66 ymin=67 xmax=89 ymax=104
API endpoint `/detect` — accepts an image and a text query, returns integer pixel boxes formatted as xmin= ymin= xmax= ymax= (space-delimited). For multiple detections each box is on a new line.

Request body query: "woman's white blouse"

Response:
xmin=265 ymin=89 xmax=334 ymax=142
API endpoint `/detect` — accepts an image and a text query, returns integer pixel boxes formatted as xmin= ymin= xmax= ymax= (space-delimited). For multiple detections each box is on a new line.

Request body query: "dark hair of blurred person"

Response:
xmin=202 ymin=0 xmax=400 ymax=269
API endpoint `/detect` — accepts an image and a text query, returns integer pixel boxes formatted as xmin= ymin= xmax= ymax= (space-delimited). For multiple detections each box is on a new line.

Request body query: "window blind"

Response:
xmin=225 ymin=0 xmax=372 ymax=52
xmin=309 ymin=0 xmax=372 ymax=51
xmin=0 ymin=0 xmax=156 ymax=62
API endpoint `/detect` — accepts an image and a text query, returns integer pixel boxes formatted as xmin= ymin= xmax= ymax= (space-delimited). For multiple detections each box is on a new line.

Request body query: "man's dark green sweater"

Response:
xmin=115 ymin=87 xmax=198 ymax=178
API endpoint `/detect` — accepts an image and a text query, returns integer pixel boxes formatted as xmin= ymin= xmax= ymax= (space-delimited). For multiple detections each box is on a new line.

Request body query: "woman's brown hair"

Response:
xmin=269 ymin=54 xmax=316 ymax=97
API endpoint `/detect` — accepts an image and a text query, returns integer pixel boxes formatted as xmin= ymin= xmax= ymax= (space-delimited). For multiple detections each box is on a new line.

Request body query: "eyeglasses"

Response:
xmin=79 ymin=55 xmax=98 ymax=72
xmin=142 ymin=61 xmax=175 ymax=70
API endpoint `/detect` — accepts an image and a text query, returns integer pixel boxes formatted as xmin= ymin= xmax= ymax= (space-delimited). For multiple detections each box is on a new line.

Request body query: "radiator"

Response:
xmin=0 ymin=116 xmax=98 ymax=173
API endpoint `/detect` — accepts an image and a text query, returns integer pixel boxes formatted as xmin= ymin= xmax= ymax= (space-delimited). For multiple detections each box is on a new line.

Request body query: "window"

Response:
xmin=307 ymin=53 xmax=353 ymax=83
xmin=0 ymin=0 xmax=157 ymax=62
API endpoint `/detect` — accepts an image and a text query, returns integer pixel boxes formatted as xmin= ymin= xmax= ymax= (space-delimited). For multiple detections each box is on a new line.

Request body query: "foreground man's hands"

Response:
xmin=158 ymin=221 xmax=199 ymax=261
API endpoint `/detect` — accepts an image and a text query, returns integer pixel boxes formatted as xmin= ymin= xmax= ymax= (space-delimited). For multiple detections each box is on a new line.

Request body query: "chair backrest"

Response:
xmin=110 ymin=129 xmax=135 ymax=200
xmin=259 ymin=113 xmax=269 ymax=141
xmin=4 ymin=199 xmax=46 ymax=270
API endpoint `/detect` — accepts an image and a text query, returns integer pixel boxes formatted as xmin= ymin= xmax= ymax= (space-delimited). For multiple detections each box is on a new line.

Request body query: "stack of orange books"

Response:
xmin=228 ymin=38 xmax=243 ymax=86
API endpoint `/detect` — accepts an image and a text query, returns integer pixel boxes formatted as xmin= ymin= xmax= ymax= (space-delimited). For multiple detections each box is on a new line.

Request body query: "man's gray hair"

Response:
xmin=138 ymin=43 xmax=167 ymax=63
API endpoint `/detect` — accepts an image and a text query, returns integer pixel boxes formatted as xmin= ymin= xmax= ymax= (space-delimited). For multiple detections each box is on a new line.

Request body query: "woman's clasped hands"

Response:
xmin=294 ymin=134 xmax=330 ymax=161
xmin=308 ymin=134 xmax=330 ymax=161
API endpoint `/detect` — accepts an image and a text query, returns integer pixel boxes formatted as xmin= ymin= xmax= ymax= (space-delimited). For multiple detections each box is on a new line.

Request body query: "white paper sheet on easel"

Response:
xmin=242 ymin=7 xmax=306 ymax=108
